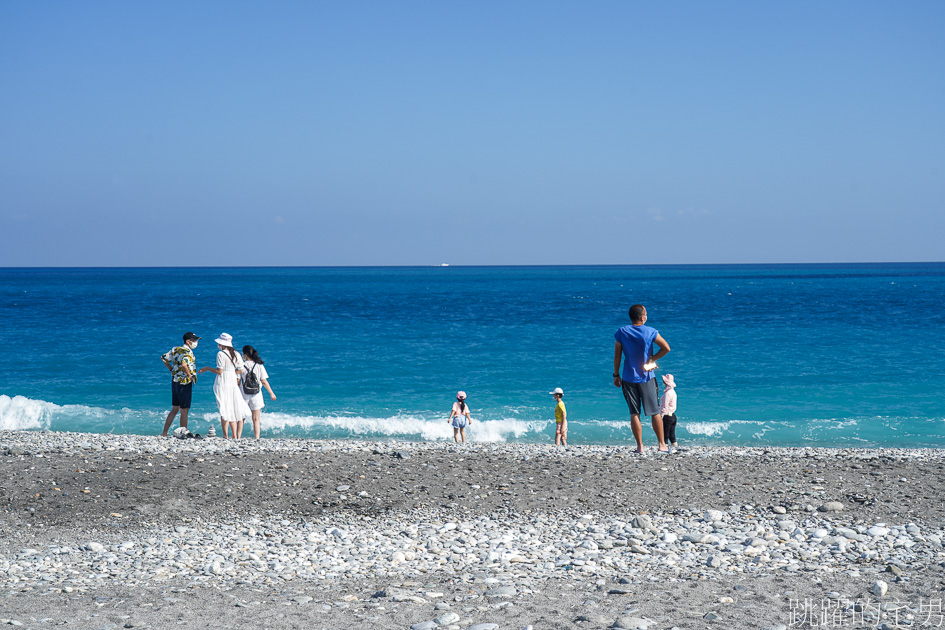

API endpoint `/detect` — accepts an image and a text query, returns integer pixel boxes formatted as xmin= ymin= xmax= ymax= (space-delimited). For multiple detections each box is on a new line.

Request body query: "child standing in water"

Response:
xmin=448 ymin=391 xmax=472 ymax=443
xmin=550 ymin=387 xmax=567 ymax=446
xmin=660 ymin=374 xmax=678 ymax=449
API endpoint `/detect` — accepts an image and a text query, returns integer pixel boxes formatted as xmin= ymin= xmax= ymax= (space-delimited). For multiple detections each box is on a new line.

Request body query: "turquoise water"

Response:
xmin=1 ymin=264 xmax=943 ymax=447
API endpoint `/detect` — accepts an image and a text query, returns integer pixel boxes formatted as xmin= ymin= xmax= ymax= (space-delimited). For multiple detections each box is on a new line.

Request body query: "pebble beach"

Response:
xmin=1 ymin=431 xmax=944 ymax=629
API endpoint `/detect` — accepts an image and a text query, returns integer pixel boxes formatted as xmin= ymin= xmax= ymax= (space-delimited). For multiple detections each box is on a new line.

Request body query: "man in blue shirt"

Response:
xmin=613 ymin=304 xmax=671 ymax=454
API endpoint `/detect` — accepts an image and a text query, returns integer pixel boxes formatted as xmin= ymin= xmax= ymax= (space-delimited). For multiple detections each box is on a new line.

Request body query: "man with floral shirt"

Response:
xmin=161 ymin=332 xmax=200 ymax=436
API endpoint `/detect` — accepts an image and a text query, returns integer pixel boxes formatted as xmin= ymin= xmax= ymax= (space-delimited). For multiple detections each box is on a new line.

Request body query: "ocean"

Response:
xmin=1 ymin=264 xmax=943 ymax=447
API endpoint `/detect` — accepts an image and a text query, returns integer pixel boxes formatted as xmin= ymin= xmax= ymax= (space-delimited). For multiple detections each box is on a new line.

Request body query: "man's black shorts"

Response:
xmin=621 ymin=379 xmax=659 ymax=416
xmin=171 ymin=381 xmax=193 ymax=409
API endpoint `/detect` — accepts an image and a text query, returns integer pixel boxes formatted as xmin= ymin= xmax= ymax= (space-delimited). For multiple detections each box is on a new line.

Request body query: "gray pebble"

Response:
xmin=612 ymin=616 xmax=654 ymax=629
xmin=576 ymin=614 xmax=612 ymax=625
xmin=435 ymin=612 xmax=460 ymax=625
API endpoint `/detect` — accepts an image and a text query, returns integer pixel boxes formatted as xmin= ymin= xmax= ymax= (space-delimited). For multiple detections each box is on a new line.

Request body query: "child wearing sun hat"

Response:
xmin=448 ymin=391 xmax=473 ymax=443
xmin=660 ymin=374 xmax=678 ymax=449
xmin=550 ymin=387 xmax=567 ymax=447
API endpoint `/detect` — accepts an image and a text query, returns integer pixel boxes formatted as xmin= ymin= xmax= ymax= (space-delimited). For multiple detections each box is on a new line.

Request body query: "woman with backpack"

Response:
xmin=238 ymin=345 xmax=276 ymax=439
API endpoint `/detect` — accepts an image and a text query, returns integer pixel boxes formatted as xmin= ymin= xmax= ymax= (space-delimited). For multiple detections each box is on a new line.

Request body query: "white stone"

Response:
xmin=613 ymin=616 xmax=654 ymax=629
xmin=435 ymin=612 xmax=460 ymax=625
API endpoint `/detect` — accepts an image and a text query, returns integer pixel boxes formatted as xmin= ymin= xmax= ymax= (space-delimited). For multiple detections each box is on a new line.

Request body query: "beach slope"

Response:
xmin=0 ymin=432 xmax=943 ymax=629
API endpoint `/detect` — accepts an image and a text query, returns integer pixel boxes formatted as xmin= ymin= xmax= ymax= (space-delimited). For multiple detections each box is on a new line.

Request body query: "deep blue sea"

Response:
xmin=1 ymin=264 xmax=943 ymax=447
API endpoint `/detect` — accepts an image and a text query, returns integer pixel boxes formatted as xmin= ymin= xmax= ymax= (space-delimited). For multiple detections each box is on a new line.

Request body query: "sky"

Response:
xmin=1 ymin=1 xmax=943 ymax=266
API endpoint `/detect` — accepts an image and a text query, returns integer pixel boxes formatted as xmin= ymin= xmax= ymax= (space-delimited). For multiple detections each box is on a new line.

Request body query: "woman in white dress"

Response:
xmin=238 ymin=345 xmax=276 ymax=439
xmin=197 ymin=333 xmax=250 ymax=439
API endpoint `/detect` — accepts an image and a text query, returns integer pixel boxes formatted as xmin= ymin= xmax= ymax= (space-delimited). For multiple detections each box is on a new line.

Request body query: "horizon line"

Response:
xmin=2 ymin=261 xmax=944 ymax=271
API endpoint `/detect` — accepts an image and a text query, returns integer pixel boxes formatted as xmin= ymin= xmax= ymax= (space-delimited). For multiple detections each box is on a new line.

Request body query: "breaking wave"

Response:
xmin=200 ymin=411 xmax=552 ymax=443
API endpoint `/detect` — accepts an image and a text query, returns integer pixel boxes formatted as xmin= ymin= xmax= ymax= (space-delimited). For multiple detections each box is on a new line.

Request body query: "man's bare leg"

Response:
xmin=630 ymin=414 xmax=644 ymax=452
xmin=652 ymin=414 xmax=668 ymax=451
xmin=179 ymin=408 xmax=189 ymax=430
xmin=162 ymin=407 xmax=179 ymax=436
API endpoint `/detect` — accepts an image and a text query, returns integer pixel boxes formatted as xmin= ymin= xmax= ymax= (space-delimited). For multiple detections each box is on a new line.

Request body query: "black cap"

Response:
xmin=183 ymin=332 xmax=200 ymax=342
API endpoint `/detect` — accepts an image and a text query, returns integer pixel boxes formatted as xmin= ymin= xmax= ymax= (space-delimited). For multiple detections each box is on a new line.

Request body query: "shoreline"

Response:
xmin=6 ymin=394 xmax=945 ymax=451
xmin=4 ymin=427 xmax=945 ymax=454
xmin=1 ymin=431 xmax=943 ymax=628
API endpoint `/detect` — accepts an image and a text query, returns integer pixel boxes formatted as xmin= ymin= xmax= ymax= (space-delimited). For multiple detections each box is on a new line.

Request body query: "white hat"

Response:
xmin=549 ymin=387 xmax=564 ymax=396
xmin=214 ymin=332 xmax=234 ymax=347
xmin=456 ymin=391 xmax=467 ymax=400
xmin=662 ymin=374 xmax=676 ymax=388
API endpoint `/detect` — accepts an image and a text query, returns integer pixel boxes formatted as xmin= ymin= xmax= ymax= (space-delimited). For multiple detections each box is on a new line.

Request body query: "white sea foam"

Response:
xmin=0 ymin=395 xmax=58 ymax=430
xmin=823 ymin=418 xmax=860 ymax=431
xmin=0 ymin=394 xmax=160 ymax=432
xmin=684 ymin=420 xmax=764 ymax=437
xmin=201 ymin=411 xmax=551 ymax=443
xmin=684 ymin=421 xmax=729 ymax=437
xmin=589 ymin=420 xmax=638 ymax=430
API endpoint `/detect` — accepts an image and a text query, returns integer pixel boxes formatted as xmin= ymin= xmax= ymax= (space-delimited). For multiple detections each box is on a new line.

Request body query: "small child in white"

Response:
xmin=660 ymin=374 xmax=678 ymax=449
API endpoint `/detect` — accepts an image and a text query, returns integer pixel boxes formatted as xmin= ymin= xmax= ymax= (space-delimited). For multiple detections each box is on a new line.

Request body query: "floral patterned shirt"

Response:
xmin=162 ymin=345 xmax=196 ymax=384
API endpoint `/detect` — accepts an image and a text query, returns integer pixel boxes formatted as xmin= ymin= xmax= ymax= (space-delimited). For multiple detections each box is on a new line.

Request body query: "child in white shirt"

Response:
xmin=660 ymin=374 xmax=678 ymax=448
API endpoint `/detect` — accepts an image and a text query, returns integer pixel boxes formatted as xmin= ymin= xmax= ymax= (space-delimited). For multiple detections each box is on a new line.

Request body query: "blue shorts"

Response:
xmin=452 ymin=416 xmax=468 ymax=429
xmin=171 ymin=381 xmax=193 ymax=409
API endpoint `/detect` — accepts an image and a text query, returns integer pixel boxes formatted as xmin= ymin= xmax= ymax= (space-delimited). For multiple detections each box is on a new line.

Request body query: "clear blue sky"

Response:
xmin=2 ymin=1 xmax=943 ymax=266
